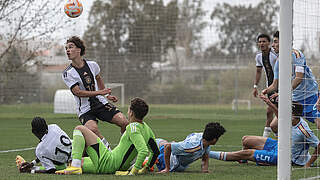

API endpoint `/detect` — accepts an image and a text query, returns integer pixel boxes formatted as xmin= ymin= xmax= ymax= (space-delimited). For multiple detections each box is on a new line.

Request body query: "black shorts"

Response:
xmin=79 ymin=103 xmax=121 ymax=125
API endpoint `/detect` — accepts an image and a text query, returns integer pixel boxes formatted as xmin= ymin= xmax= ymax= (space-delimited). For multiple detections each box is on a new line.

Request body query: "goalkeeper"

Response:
xmin=56 ymin=97 xmax=160 ymax=175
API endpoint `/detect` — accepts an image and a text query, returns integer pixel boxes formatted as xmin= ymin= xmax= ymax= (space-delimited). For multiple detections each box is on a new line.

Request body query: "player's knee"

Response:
xmin=241 ymin=136 xmax=249 ymax=145
xmin=75 ymin=125 xmax=85 ymax=131
xmin=270 ymin=123 xmax=278 ymax=133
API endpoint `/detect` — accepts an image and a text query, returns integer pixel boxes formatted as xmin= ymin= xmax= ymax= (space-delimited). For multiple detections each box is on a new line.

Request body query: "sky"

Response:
xmin=58 ymin=0 xmax=319 ymax=55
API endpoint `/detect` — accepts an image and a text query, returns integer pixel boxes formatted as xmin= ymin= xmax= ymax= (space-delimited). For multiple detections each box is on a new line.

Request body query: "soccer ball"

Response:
xmin=64 ymin=0 xmax=83 ymax=18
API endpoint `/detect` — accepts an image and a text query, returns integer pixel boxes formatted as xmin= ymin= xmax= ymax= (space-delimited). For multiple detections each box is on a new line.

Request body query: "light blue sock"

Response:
xmin=209 ymin=151 xmax=227 ymax=160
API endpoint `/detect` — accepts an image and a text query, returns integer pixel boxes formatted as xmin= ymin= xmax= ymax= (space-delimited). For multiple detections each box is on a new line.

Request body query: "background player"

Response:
xmin=262 ymin=31 xmax=320 ymax=130
xmin=210 ymin=96 xmax=320 ymax=167
xmin=63 ymin=36 xmax=128 ymax=148
xmin=56 ymin=97 xmax=159 ymax=175
xmin=157 ymin=122 xmax=226 ymax=173
xmin=252 ymin=34 xmax=278 ymax=137
xmin=16 ymin=117 xmax=72 ymax=173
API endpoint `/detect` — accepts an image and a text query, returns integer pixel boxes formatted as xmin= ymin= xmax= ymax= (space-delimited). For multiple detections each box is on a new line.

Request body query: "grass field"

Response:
xmin=1 ymin=103 xmax=320 ymax=180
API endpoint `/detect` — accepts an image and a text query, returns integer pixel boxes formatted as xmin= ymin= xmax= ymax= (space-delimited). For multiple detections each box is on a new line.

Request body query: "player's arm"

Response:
xmin=259 ymin=95 xmax=278 ymax=117
xmin=71 ymin=85 xmax=110 ymax=97
xmin=129 ymin=127 xmax=149 ymax=172
xmin=292 ymin=71 xmax=303 ymax=90
xmin=158 ymin=143 xmax=171 ymax=173
xmin=201 ymin=153 xmax=209 ymax=173
xmin=252 ymin=67 xmax=262 ymax=97
xmin=305 ymin=143 xmax=320 ymax=167
xmin=146 ymin=138 xmax=160 ymax=169
xmin=95 ymin=74 xmax=106 ymax=90
xmin=262 ymin=79 xmax=278 ymax=95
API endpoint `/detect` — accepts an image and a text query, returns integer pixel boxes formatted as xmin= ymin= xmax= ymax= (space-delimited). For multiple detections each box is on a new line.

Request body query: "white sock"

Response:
xmin=263 ymin=127 xmax=272 ymax=137
xmin=101 ymin=138 xmax=112 ymax=151
xmin=71 ymin=159 xmax=81 ymax=168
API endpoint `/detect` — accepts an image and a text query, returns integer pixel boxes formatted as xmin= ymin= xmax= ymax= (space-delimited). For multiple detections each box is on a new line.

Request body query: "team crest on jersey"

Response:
xmin=85 ymin=76 xmax=92 ymax=84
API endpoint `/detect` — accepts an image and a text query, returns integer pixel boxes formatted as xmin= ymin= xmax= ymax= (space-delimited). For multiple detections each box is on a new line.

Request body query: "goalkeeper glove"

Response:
xmin=138 ymin=166 xmax=149 ymax=174
xmin=128 ymin=167 xmax=138 ymax=175
xmin=115 ymin=171 xmax=129 ymax=176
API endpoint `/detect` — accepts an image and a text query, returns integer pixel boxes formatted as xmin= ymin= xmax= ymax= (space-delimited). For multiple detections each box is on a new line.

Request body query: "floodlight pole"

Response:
xmin=278 ymin=0 xmax=293 ymax=180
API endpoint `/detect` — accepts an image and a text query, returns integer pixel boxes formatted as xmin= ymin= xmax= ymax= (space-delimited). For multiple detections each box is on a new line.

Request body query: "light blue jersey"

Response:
xmin=273 ymin=50 xmax=318 ymax=101
xmin=156 ymin=133 xmax=210 ymax=172
xmin=291 ymin=118 xmax=319 ymax=166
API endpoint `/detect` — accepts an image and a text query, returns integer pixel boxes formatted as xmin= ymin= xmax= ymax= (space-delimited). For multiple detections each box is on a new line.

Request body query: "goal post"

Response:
xmin=278 ymin=0 xmax=293 ymax=179
xmin=54 ymin=83 xmax=125 ymax=114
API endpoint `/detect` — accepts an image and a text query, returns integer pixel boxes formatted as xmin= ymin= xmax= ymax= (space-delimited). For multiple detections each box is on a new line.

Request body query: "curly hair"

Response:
xmin=66 ymin=36 xmax=86 ymax=56
xmin=130 ymin=97 xmax=149 ymax=120
xmin=203 ymin=122 xmax=226 ymax=141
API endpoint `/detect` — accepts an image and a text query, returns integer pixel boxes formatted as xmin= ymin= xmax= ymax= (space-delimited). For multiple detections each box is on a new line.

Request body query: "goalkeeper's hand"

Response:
xmin=138 ymin=166 xmax=149 ymax=174
xmin=19 ymin=162 xmax=33 ymax=173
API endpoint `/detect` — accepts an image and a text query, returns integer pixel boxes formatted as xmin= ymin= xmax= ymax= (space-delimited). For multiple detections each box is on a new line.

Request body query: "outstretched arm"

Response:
xmin=305 ymin=143 xmax=320 ymax=167
xmin=201 ymin=153 xmax=209 ymax=173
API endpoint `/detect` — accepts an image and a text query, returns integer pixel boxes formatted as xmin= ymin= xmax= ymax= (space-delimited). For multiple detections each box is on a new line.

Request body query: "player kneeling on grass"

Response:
xmin=16 ymin=117 xmax=72 ymax=174
xmin=55 ymin=97 xmax=160 ymax=175
xmin=157 ymin=122 xmax=226 ymax=173
xmin=210 ymin=95 xmax=320 ymax=167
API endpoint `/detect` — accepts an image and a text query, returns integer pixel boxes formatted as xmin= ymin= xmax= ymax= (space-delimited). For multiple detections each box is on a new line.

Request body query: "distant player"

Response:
xmin=157 ymin=122 xmax=226 ymax=173
xmin=16 ymin=117 xmax=72 ymax=173
xmin=252 ymin=34 xmax=278 ymax=137
xmin=262 ymin=31 xmax=320 ymax=130
xmin=210 ymin=96 xmax=320 ymax=167
xmin=62 ymin=36 xmax=128 ymax=148
xmin=56 ymin=97 xmax=160 ymax=175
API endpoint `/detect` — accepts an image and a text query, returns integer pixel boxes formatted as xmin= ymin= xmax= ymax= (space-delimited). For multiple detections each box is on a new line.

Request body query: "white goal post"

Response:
xmin=231 ymin=99 xmax=251 ymax=110
xmin=54 ymin=83 xmax=125 ymax=114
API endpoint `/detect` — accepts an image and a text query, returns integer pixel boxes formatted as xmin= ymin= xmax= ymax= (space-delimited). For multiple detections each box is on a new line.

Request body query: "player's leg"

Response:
xmin=263 ymin=107 xmax=273 ymax=137
xmin=242 ymin=136 xmax=268 ymax=150
xmin=56 ymin=125 xmax=99 ymax=175
xmin=110 ymin=112 xmax=129 ymax=134
xmin=270 ymin=116 xmax=278 ymax=134
xmin=209 ymin=149 xmax=256 ymax=162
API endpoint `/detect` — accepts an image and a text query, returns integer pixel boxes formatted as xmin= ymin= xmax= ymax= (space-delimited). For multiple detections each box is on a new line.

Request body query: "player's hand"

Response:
xmin=270 ymin=93 xmax=278 ymax=100
xmin=138 ymin=166 xmax=149 ymax=174
xmin=115 ymin=171 xmax=129 ymax=176
xmin=107 ymin=95 xmax=118 ymax=103
xmin=261 ymin=88 xmax=268 ymax=95
xmin=252 ymin=88 xmax=258 ymax=98
xmin=259 ymin=94 xmax=272 ymax=105
xmin=19 ymin=162 xmax=33 ymax=173
xmin=158 ymin=168 xmax=169 ymax=174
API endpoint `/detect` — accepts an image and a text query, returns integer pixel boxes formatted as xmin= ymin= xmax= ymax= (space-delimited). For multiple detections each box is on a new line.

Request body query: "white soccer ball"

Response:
xmin=64 ymin=0 xmax=83 ymax=18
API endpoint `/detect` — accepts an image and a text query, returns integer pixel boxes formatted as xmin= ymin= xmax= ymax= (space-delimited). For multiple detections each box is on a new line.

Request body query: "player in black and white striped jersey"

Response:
xmin=252 ymin=34 xmax=278 ymax=137
xmin=62 ymin=36 xmax=128 ymax=148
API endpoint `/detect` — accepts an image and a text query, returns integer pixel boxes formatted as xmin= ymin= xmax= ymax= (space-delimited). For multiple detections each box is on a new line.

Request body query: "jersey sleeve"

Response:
xmin=292 ymin=53 xmax=305 ymax=74
xmin=145 ymin=132 xmax=160 ymax=168
xmin=127 ymin=123 xmax=149 ymax=169
xmin=62 ymin=71 xmax=79 ymax=90
xmin=255 ymin=54 xmax=263 ymax=67
xmin=90 ymin=61 xmax=100 ymax=76
xmin=306 ymin=131 xmax=319 ymax=148
xmin=273 ymin=60 xmax=279 ymax=80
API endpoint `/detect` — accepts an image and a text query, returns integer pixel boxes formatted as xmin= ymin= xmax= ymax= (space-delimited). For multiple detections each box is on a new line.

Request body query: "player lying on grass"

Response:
xmin=157 ymin=122 xmax=226 ymax=173
xmin=55 ymin=97 xmax=160 ymax=175
xmin=16 ymin=117 xmax=73 ymax=173
xmin=210 ymin=95 xmax=320 ymax=167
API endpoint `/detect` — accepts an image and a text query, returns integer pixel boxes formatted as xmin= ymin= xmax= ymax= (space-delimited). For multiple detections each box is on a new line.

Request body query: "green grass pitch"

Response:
xmin=0 ymin=104 xmax=319 ymax=180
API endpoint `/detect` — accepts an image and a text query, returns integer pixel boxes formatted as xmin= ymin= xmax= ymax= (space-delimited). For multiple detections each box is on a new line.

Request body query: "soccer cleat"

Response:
xmin=15 ymin=155 xmax=26 ymax=169
xmin=55 ymin=166 xmax=82 ymax=175
xmin=115 ymin=171 xmax=129 ymax=176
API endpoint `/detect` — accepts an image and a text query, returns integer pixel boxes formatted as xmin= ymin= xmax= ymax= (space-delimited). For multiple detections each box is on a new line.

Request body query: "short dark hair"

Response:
xmin=203 ymin=122 xmax=226 ymax=141
xmin=130 ymin=97 xmax=149 ymax=120
xmin=31 ymin=116 xmax=48 ymax=135
xmin=257 ymin=34 xmax=271 ymax=42
xmin=66 ymin=36 xmax=86 ymax=56
xmin=292 ymin=101 xmax=303 ymax=117
xmin=273 ymin=31 xmax=279 ymax=39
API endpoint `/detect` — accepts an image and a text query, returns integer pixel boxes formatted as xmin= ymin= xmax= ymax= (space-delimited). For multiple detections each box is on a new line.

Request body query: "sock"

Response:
xmin=209 ymin=151 xmax=227 ymax=161
xmin=101 ymin=138 xmax=111 ymax=151
xmin=71 ymin=129 xmax=85 ymax=168
xmin=263 ymin=127 xmax=272 ymax=137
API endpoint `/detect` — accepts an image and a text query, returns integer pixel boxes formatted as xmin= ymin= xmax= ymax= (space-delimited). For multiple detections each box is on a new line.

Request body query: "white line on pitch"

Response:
xmin=0 ymin=147 xmax=35 ymax=153
xmin=299 ymin=175 xmax=320 ymax=180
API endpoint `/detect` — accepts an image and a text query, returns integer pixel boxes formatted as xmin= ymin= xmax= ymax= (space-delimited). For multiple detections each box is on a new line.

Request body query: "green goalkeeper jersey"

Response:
xmin=88 ymin=122 xmax=159 ymax=173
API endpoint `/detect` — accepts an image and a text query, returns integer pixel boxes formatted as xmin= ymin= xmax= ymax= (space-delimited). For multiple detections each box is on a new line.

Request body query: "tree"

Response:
xmin=0 ymin=0 xmax=70 ymax=71
xmin=83 ymin=0 xmax=178 ymax=97
xmin=210 ymin=0 xmax=279 ymax=56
